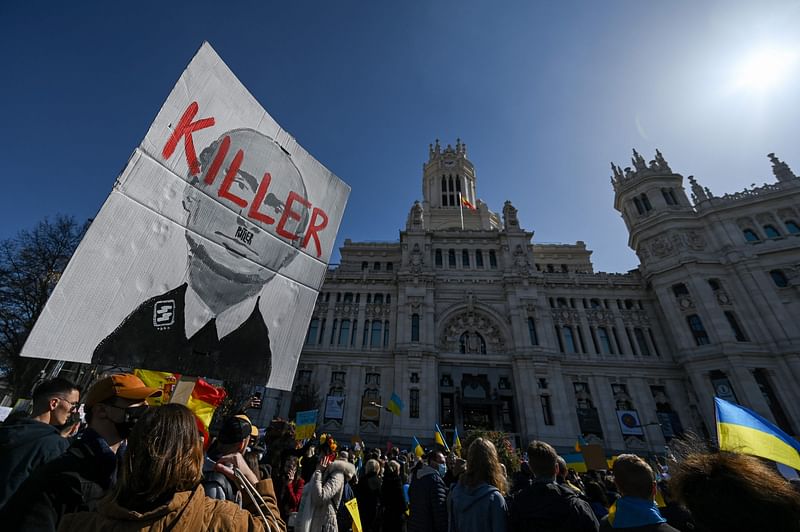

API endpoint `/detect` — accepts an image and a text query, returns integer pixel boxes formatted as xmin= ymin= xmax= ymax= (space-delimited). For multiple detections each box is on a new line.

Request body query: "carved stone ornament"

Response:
xmin=586 ymin=309 xmax=614 ymax=325
xmin=366 ymin=303 xmax=391 ymax=318
xmin=408 ymin=296 xmax=423 ymax=310
xmin=513 ymin=245 xmax=531 ymax=274
xmin=551 ymin=309 xmax=581 ymax=325
xmin=620 ymin=309 xmax=651 ymax=326
xmin=409 ymin=243 xmax=423 ymax=273
xmin=439 ymin=310 xmax=506 ymax=353
xmin=334 ymin=303 xmax=358 ymax=316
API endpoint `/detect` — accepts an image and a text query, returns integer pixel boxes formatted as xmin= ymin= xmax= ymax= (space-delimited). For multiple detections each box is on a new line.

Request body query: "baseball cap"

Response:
xmin=218 ymin=415 xmax=253 ymax=444
xmin=84 ymin=373 xmax=162 ymax=408
xmin=235 ymin=414 xmax=259 ymax=438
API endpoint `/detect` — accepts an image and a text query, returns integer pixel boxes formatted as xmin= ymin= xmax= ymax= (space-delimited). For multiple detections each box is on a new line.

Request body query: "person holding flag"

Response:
xmin=412 ymin=436 xmax=425 ymax=458
xmin=434 ymin=424 xmax=450 ymax=454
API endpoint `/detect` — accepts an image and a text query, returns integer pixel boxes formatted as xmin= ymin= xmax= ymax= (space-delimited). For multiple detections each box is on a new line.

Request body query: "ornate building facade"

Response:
xmin=273 ymin=140 xmax=800 ymax=455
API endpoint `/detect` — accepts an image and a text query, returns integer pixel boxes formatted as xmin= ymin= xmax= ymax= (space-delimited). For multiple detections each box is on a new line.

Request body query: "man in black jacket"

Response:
xmin=407 ymin=449 xmax=448 ymax=532
xmin=0 ymin=373 xmax=160 ymax=530
xmin=0 ymin=378 xmax=80 ymax=510
xmin=509 ymin=440 xmax=599 ymax=532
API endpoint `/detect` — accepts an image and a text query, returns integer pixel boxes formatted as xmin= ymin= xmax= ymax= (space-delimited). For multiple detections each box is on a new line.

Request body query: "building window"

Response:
xmin=634 ymin=327 xmax=651 ymax=355
xmin=527 ymin=317 xmax=539 ymax=345
xmin=330 ymin=319 xmax=338 ymax=344
xmin=351 ymin=320 xmax=358 ymax=346
xmin=489 ymin=250 xmax=498 ymax=269
xmin=374 ymin=294 xmax=383 ymax=304
xmin=541 ymin=395 xmax=554 ymax=425
xmin=590 ymin=298 xmax=602 ymax=309
xmin=724 ymin=311 xmax=747 ymax=342
xmin=386 ymin=262 xmax=393 ymax=271
xmin=640 ymin=193 xmax=652 ymax=211
xmin=319 ymin=319 xmax=327 ymax=346
xmin=752 ymin=369 xmax=794 ymax=434
xmin=786 ymin=220 xmax=800 ymax=234
xmin=361 ymin=261 xmax=368 ymax=270
xmin=362 ymin=320 xmax=370 ymax=346
xmin=336 ymin=292 xmax=342 ymax=303
xmin=373 ymin=261 xmax=381 ymax=271
xmin=441 ymin=393 xmax=454 ymax=427
xmin=435 ymin=249 xmax=443 ymax=267
xmin=410 ymin=389 xmax=420 ymax=418
xmin=305 ymin=318 xmax=319 ymax=345
xmin=662 ymin=188 xmax=678 ymax=205
xmin=384 ymin=320 xmax=390 ymax=347
xmin=441 ymin=176 xmax=448 ymax=206
xmin=597 ymin=327 xmax=612 ymax=354
xmin=763 ymin=225 xmax=781 ymax=238
xmin=448 ymin=249 xmax=456 ymax=267
xmin=555 ymin=326 xmax=565 ymax=353
xmin=687 ymin=314 xmax=710 ymax=345
xmin=743 ymin=229 xmax=760 ymax=242
xmin=633 ymin=197 xmax=644 ymax=215
xmin=563 ymin=326 xmax=577 ymax=353
xmin=338 ymin=319 xmax=350 ymax=345
xmin=462 ymin=249 xmax=470 ymax=267
xmin=770 ymin=269 xmax=789 ymax=288
xmin=648 ymin=330 xmax=660 ymax=356
xmin=411 ymin=313 xmax=420 ymax=342
xmin=370 ymin=321 xmax=382 ymax=347
xmin=672 ymin=283 xmax=689 ymax=297
xmin=612 ymin=327 xmax=623 ymax=354
xmin=476 ymin=250 xmax=484 ymax=268
xmin=708 ymin=279 xmax=721 ymax=291
xmin=365 ymin=372 xmax=380 ymax=385
xmin=343 ymin=292 xmax=353 ymax=303
xmin=576 ymin=327 xmax=587 ymax=353
xmin=557 ymin=297 xmax=568 ymax=308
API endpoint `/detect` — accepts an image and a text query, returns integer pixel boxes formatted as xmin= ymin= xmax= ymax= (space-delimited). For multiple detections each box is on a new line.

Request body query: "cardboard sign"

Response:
xmin=295 ymin=409 xmax=318 ymax=440
xmin=582 ymin=444 xmax=608 ymax=471
xmin=20 ymin=43 xmax=350 ymax=389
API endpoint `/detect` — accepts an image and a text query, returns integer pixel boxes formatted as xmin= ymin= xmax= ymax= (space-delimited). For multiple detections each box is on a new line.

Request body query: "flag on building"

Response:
xmin=461 ymin=195 xmax=477 ymax=211
xmin=134 ymin=369 xmax=180 ymax=406
xmin=715 ymin=397 xmax=800 ymax=469
xmin=453 ymin=427 xmax=462 ymax=456
xmin=412 ymin=435 xmax=424 ymax=457
xmin=387 ymin=392 xmax=404 ymax=416
xmin=186 ymin=378 xmax=227 ymax=446
xmin=561 ymin=452 xmax=588 ymax=473
xmin=434 ymin=424 xmax=450 ymax=453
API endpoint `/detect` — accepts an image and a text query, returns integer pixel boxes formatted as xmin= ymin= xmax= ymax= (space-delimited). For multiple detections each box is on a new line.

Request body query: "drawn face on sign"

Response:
xmin=182 ymin=129 xmax=309 ymax=312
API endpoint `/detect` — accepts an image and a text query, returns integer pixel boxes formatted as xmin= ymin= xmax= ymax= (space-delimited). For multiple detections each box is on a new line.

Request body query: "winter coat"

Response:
xmin=354 ymin=471 xmax=382 ymax=532
xmin=0 ymin=428 xmax=118 ymax=531
xmin=509 ymin=480 xmax=599 ymax=532
xmin=380 ymin=470 xmax=407 ymax=532
xmin=407 ymin=465 xmax=448 ymax=532
xmin=58 ymin=483 xmax=275 ymax=531
xmin=448 ymin=482 xmax=508 ymax=532
xmin=304 ymin=459 xmax=357 ymax=532
xmin=0 ymin=417 xmax=70 ymax=510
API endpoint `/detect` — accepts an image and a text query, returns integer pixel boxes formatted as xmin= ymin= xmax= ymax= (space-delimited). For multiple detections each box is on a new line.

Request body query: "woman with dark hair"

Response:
xmin=59 ymin=403 xmax=284 ymax=531
xmin=380 ymin=460 xmax=407 ymax=532
xmin=669 ymin=451 xmax=800 ymax=532
xmin=448 ymin=438 xmax=508 ymax=532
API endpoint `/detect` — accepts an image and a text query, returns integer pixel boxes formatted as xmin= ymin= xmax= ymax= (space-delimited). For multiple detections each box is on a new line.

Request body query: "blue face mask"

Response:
xmin=437 ymin=463 xmax=447 ymax=477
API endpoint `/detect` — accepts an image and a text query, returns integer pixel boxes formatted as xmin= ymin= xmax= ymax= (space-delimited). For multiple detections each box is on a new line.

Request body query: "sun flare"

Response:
xmin=734 ymin=48 xmax=798 ymax=91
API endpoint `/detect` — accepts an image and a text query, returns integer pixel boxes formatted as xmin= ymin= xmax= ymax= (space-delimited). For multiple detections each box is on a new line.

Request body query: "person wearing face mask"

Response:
xmin=407 ymin=448 xmax=449 ymax=532
xmin=0 ymin=373 xmax=160 ymax=531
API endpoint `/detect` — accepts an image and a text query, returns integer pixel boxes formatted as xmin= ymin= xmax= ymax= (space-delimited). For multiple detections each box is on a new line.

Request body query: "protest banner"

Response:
xmin=20 ymin=42 xmax=350 ymax=389
xmin=295 ymin=409 xmax=318 ymax=440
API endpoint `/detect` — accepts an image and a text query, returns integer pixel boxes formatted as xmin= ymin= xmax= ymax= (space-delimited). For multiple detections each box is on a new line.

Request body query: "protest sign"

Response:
xmin=20 ymin=42 xmax=350 ymax=389
xmin=295 ymin=409 xmax=318 ymax=440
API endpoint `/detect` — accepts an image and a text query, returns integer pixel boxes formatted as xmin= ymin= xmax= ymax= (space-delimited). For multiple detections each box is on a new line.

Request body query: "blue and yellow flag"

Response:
xmin=387 ymin=392 xmax=404 ymax=416
xmin=561 ymin=452 xmax=588 ymax=473
xmin=412 ymin=435 xmax=424 ymax=457
xmin=434 ymin=424 xmax=450 ymax=453
xmin=453 ymin=427 xmax=462 ymax=456
xmin=574 ymin=434 xmax=588 ymax=452
xmin=715 ymin=397 xmax=800 ymax=470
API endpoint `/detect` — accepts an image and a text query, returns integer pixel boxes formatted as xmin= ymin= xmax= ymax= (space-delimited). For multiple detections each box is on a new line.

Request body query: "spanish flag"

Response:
xmin=461 ymin=195 xmax=477 ymax=211
xmin=412 ymin=436 xmax=424 ymax=457
xmin=186 ymin=378 xmax=227 ymax=446
xmin=134 ymin=369 xmax=180 ymax=406
xmin=715 ymin=397 xmax=800 ymax=469
xmin=434 ymin=424 xmax=450 ymax=453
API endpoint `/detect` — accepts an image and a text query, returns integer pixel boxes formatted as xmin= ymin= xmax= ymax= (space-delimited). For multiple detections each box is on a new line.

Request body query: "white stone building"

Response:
xmin=269 ymin=140 xmax=800 ymax=455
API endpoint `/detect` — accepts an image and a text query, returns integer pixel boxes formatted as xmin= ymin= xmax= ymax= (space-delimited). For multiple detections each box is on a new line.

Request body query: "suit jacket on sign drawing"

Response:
xmin=92 ymin=283 xmax=271 ymax=382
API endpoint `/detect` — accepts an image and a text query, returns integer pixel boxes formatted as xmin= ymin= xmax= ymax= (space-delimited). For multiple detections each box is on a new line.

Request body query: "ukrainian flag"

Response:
xmin=453 ymin=427 xmax=462 ymax=457
xmin=715 ymin=397 xmax=800 ymax=470
xmin=412 ymin=435 xmax=424 ymax=457
xmin=561 ymin=452 xmax=587 ymax=473
xmin=574 ymin=434 xmax=588 ymax=452
xmin=434 ymin=424 xmax=450 ymax=452
xmin=387 ymin=392 xmax=404 ymax=416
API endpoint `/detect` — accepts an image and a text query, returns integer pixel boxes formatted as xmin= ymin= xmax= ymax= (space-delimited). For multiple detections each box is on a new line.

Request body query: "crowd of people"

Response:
xmin=1 ymin=374 xmax=800 ymax=531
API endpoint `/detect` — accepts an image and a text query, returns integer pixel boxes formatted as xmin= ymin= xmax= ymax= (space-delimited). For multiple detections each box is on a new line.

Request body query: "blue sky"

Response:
xmin=2 ymin=0 xmax=799 ymax=273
